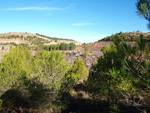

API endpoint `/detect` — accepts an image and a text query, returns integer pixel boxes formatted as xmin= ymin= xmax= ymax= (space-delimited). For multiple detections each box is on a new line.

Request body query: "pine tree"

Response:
xmin=0 ymin=45 xmax=33 ymax=96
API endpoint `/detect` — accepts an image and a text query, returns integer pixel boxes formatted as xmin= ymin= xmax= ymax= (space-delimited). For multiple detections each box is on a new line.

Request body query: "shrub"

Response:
xmin=82 ymin=52 xmax=88 ymax=58
xmin=2 ymin=47 xmax=4 ymax=50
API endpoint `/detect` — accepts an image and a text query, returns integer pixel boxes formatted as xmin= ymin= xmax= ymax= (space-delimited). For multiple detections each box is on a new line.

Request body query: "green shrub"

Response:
xmin=109 ymin=103 xmax=120 ymax=113
xmin=2 ymin=47 xmax=4 ymax=50
xmin=82 ymin=52 xmax=88 ymax=58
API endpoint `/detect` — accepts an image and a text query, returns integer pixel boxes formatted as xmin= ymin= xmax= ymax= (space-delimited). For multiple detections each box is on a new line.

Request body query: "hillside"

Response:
xmin=0 ymin=32 xmax=82 ymax=46
xmin=0 ymin=31 xmax=147 ymax=69
xmin=87 ymin=31 xmax=150 ymax=50
xmin=99 ymin=31 xmax=150 ymax=42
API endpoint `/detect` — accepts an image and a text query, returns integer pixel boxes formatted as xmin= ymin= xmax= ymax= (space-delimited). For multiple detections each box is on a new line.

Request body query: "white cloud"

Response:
xmin=71 ymin=23 xmax=95 ymax=26
xmin=65 ymin=4 xmax=75 ymax=9
xmin=46 ymin=4 xmax=75 ymax=16
xmin=3 ymin=4 xmax=75 ymax=17
xmin=4 ymin=7 xmax=62 ymax=11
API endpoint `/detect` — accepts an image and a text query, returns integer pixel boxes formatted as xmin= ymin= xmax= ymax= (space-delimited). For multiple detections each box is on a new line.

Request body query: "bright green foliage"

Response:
xmin=0 ymin=45 xmax=33 ymax=96
xmin=87 ymin=34 xmax=150 ymax=112
xmin=0 ymin=46 xmax=73 ymax=110
xmin=82 ymin=45 xmax=90 ymax=58
xmin=34 ymin=50 xmax=69 ymax=89
xmin=63 ymin=58 xmax=88 ymax=91
xmin=0 ymin=46 xmax=34 ymax=110
xmin=137 ymin=0 xmax=150 ymax=28
xmin=82 ymin=52 xmax=89 ymax=58
xmin=109 ymin=68 xmax=135 ymax=97
xmin=0 ymin=44 xmax=89 ymax=111
xmin=136 ymin=35 xmax=147 ymax=51
xmin=137 ymin=0 xmax=150 ymax=21
xmin=87 ymin=40 xmax=135 ymax=107
xmin=33 ymin=50 xmax=70 ymax=109
xmin=125 ymin=35 xmax=150 ymax=89
xmin=70 ymin=58 xmax=88 ymax=82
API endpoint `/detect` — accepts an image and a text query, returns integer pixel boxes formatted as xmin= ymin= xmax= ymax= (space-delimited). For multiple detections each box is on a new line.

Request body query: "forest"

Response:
xmin=36 ymin=33 xmax=75 ymax=41
xmin=1 ymin=0 xmax=150 ymax=113
xmin=34 ymin=42 xmax=76 ymax=51
xmin=0 ymin=34 xmax=150 ymax=113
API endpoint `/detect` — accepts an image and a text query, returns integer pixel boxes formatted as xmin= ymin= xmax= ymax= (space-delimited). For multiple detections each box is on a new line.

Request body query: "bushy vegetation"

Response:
xmin=0 ymin=42 xmax=18 ymax=46
xmin=36 ymin=33 xmax=75 ymax=41
xmin=99 ymin=32 xmax=150 ymax=42
xmin=0 ymin=35 xmax=77 ymax=50
xmin=0 ymin=35 xmax=21 ymax=39
xmin=1 ymin=47 xmax=4 ymax=50
xmin=0 ymin=46 xmax=87 ymax=112
xmin=34 ymin=42 xmax=76 ymax=51
xmin=0 ymin=35 xmax=50 ymax=46
xmin=87 ymin=35 xmax=150 ymax=112
xmin=1 ymin=1 xmax=150 ymax=112
xmin=1 ymin=35 xmax=150 ymax=112
xmin=82 ymin=45 xmax=90 ymax=58
xmin=137 ymin=0 xmax=150 ymax=29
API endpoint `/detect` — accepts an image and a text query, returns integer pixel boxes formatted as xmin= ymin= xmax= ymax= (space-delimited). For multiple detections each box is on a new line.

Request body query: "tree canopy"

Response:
xmin=0 ymin=46 xmax=88 ymax=112
xmin=137 ymin=0 xmax=150 ymax=28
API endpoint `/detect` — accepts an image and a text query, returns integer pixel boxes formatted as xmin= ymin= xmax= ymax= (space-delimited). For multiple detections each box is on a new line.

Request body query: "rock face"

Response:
xmin=65 ymin=41 xmax=136 ymax=70
xmin=65 ymin=50 xmax=103 ymax=70
xmin=0 ymin=45 xmax=10 ymax=63
xmin=88 ymin=41 xmax=113 ymax=50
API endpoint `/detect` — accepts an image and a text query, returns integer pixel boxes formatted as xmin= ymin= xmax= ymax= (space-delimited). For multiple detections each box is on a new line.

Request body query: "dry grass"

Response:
xmin=0 ymin=32 xmax=82 ymax=46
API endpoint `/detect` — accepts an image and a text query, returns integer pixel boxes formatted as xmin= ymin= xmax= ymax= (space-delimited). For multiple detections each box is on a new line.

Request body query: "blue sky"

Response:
xmin=0 ymin=0 xmax=149 ymax=43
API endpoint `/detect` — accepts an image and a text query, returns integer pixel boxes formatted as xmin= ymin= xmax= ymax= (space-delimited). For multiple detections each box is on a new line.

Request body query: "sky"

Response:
xmin=0 ymin=0 xmax=149 ymax=43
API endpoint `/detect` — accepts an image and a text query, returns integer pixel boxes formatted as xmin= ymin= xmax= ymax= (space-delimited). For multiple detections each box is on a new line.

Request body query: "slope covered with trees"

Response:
xmin=86 ymin=35 xmax=150 ymax=112
xmin=33 ymin=42 xmax=76 ymax=51
xmin=36 ymin=33 xmax=75 ymax=41
xmin=99 ymin=31 xmax=150 ymax=42
xmin=1 ymin=1 xmax=150 ymax=112
xmin=1 ymin=34 xmax=150 ymax=113
xmin=0 ymin=32 xmax=82 ymax=47
xmin=0 ymin=46 xmax=88 ymax=112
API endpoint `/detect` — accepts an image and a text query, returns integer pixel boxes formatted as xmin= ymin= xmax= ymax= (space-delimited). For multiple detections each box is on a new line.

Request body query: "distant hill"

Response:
xmin=99 ymin=32 xmax=150 ymax=42
xmin=36 ymin=33 xmax=75 ymax=41
xmin=87 ymin=32 xmax=150 ymax=51
xmin=0 ymin=32 xmax=82 ymax=46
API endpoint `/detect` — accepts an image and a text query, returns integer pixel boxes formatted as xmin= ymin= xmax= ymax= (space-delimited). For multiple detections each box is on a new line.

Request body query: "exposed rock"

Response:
xmin=65 ymin=50 xmax=103 ymax=70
